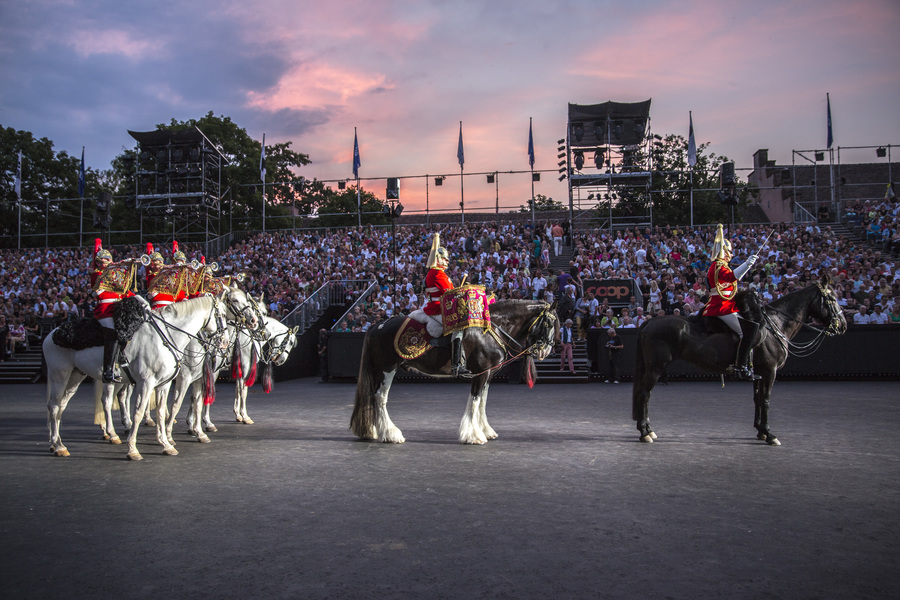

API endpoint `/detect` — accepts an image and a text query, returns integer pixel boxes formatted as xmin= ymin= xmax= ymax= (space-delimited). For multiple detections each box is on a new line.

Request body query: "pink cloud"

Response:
xmin=67 ymin=29 xmax=162 ymax=59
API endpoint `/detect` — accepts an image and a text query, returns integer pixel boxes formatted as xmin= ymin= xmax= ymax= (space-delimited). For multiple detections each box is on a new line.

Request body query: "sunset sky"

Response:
xmin=2 ymin=0 xmax=899 ymax=215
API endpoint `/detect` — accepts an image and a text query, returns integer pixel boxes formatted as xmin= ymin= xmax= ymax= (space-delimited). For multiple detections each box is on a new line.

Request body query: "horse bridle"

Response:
xmin=493 ymin=305 xmax=558 ymax=359
xmin=261 ymin=326 xmax=298 ymax=364
xmin=223 ymin=291 xmax=266 ymax=339
xmin=762 ymin=283 xmax=844 ymax=358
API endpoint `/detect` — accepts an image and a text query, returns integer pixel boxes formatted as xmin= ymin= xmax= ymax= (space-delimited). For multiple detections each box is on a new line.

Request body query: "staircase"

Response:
xmin=535 ymin=240 xmax=591 ymax=383
xmin=0 ymin=346 xmax=43 ymax=384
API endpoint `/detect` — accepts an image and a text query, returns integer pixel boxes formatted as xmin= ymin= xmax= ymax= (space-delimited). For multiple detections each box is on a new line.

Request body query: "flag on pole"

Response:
xmin=78 ymin=146 xmax=85 ymax=197
xmin=528 ymin=118 xmax=535 ymax=168
xmin=687 ymin=112 xmax=697 ymax=168
xmin=15 ymin=150 xmax=22 ymax=200
xmin=886 ymin=182 xmax=896 ymax=201
xmin=826 ymin=93 xmax=833 ymax=150
xmin=259 ymin=134 xmax=266 ymax=182
xmin=457 ymin=121 xmax=465 ymax=168
xmin=352 ymin=129 xmax=361 ymax=179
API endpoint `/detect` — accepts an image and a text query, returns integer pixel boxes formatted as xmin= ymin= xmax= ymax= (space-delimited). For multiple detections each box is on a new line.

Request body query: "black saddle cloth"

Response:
xmin=52 ymin=296 xmax=148 ymax=349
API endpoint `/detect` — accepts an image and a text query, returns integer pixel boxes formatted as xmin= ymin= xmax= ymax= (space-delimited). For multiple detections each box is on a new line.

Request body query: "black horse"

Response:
xmin=350 ymin=299 xmax=559 ymax=444
xmin=632 ymin=274 xmax=847 ymax=445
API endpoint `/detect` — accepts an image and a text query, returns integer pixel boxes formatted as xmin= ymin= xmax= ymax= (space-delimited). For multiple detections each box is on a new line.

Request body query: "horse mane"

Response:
xmin=156 ymin=295 xmax=214 ymax=320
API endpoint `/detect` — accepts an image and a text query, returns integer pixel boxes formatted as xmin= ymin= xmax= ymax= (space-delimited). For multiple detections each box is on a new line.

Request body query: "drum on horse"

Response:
xmin=350 ymin=298 xmax=559 ymax=445
xmin=632 ymin=274 xmax=847 ymax=445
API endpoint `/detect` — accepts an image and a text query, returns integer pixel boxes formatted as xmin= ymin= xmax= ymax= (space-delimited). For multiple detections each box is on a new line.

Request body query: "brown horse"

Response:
xmin=350 ymin=300 xmax=558 ymax=444
xmin=632 ymin=274 xmax=847 ymax=445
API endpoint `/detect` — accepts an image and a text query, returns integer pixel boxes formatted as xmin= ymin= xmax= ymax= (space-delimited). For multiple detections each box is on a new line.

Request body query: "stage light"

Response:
xmin=587 ymin=193 xmax=594 ymax=200
xmin=593 ymin=150 xmax=605 ymax=169
xmin=487 ymin=174 xmax=495 ymax=184
xmin=558 ymin=152 xmax=566 ymax=159
xmin=574 ymin=150 xmax=584 ymax=170
xmin=532 ymin=173 xmax=541 ymax=182
xmin=338 ymin=180 xmax=346 ymax=189
xmin=815 ymin=152 xmax=824 ymax=161
xmin=558 ymin=159 xmax=566 ymax=167
xmin=593 ymin=122 xmax=605 ymax=141
xmin=877 ymin=147 xmax=887 ymax=157
xmin=634 ymin=119 xmax=645 ymax=136
xmin=557 ymin=139 xmax=565 ymax=145
xmin=435 ymin=176 xmax=444 ymax=186
xmin=613 ymin=121 xmax=623 ymax=139
xmin=572 ymin=122 xmax=584 ymax=142
xmin=386 ymin=177 xmax=399 ymax=200
xmin=558 ymin=174 xmax=566 ymax=181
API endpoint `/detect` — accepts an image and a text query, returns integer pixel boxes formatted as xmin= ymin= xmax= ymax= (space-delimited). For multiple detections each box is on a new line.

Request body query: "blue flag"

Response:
xmin=528 ymin=118 xmax=535 ymax=168
xmin=826 ymin=93 xmax=833 ymax=149
xmin=353 ymin=129 xmax=361 ymax=179
xmin=457 ymin=121 xmax=465 ymax=168
xmin=78 ymin=147 xmax=85 ymax=197
xmin=687 ymin=112 xmax=697 ymax=168
xmin=259 ymin=134 xmax=266 ymax=182
xmin=15 ymin=150 xmax=22 ymax=200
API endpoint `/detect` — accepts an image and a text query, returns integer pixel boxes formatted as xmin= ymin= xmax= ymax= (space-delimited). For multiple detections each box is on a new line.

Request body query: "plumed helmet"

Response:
xmin=426 ymin=233 xmax=449 ymax=269
xmin=711 ymin=224 xmax=732 ymax=261
xmin=172 ymin=240 xmax=186 ymax=264
xmin=94 ymin=238 xmax=112 ymax=261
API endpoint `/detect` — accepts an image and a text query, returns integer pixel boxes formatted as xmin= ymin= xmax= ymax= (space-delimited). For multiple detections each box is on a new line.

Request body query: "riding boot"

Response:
xmin=101 ymin=327 xmax=122 ymax=384
xmin=733 ymin=320 xmax=761 ymax=381
xmin=451 ymin=335 xmax=471 ymax=377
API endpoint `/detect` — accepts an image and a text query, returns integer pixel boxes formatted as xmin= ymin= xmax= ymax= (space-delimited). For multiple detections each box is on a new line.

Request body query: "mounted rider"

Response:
xmin=90 ymin=238 xmax=136 ymax=383
xmin=701 ymin=224 xmax=761 ymax=380
xmin=147 ymin=240 xmax=188 ymax=310
xmin=422 ymin=233 xmax=470 ymax=377
xmin=144 ymin=242 xmax=165 ymax=290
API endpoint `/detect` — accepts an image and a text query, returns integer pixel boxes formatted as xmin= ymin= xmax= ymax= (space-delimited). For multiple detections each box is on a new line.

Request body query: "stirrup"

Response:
xmin=102 ymin=369 xmax=122 ymax=384
xmin=731 ymin=365 xmax=760 ymax=381
xmin=453 ymin=364 xmax=472 ymax=378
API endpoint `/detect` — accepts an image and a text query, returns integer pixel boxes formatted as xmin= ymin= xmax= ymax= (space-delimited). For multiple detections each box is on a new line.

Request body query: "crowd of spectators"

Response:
xmin=2 ymin=209 xmax=899 ymax=358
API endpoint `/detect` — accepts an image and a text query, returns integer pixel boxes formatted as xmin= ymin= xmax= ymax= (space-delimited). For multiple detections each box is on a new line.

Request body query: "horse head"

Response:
xmin=220 ymin=287 xmax=264 ymax=332
xmin=526 ymin=304 xmax=559 ymax=361
xmin=262 ymin=320 xmax=298 ymax=366
xmin=814 ymin=273 xmax=847 ymax=336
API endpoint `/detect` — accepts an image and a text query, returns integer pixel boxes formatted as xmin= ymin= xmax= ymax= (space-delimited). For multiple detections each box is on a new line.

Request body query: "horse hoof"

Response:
xmin=757 ymin=433 xmax=767 ymax=441
xmin=144 ymin=419 xmax=156 ymax=427
xmin=242 ymin=418 xmax=254 ymax=425
xmin=110 ymin=436 xmax=122 ymax=445
xmin=640 ymin=435 xmax=654 ymax=443
xmin=649 ymin=431 xmax=658 ymax=440
xmin=127 ymin=452 xmax=143 ymax=461
xmin=205 ymin=425 xmax=218 ymax=433
xmin=103 ymin=433 xmax=111 ymax=441
xmin=163 ymin=447 xmax=179 ymax=456
xmin=767 ymin=437 xmax=781 ymax=446
xmin=198 ymin=435 xmax=211 ymax=443
xmin=54 ymin=448 xmax=71 ymax=457
xmin=235 ymin=416 xmax=243 ymax=423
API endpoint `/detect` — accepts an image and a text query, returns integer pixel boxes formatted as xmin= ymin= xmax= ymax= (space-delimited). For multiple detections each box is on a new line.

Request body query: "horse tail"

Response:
xmin=261 ymin=361 xmax=274 ymax=393
xmin=632 ymin=327 xmax=648 ymax=422
xmin=350 ymin=330 xmax=379 ymax=439
xmin=202 ymin=353 xmax=216 ymax=405
xmin=244 ymin=345 xmax=259 ymax=388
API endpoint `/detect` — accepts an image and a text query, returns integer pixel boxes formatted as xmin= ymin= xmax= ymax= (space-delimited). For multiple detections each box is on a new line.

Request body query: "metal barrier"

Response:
xmin=330 ymin=279 xmax=381 ymax=331
xmin=281 ymin=279 xmax=376 ymax=335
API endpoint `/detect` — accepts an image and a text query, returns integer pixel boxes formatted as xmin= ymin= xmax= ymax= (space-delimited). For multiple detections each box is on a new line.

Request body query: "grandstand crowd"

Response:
xmin=2 ymin=201 xmax=899 ymax=357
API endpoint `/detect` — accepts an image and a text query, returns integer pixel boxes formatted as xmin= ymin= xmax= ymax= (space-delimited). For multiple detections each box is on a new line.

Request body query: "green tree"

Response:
xmin=1 ymin=126 xmax=102 ymax=248
xmin=307 ymin=181 xmax=390 ymax=228
xmin=519 ymin=193 xmax=563 ymax=213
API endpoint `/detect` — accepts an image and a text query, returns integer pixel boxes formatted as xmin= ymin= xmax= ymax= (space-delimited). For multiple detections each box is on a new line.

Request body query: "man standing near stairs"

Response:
xmin=559 ymin=319 xmax=575 ymax=374
xmin=551 ymin=222 xmax=564 ymax=257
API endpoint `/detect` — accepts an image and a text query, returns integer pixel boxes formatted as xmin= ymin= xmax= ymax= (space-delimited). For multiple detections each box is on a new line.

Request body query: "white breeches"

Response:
xmin=717 ymin=312 xmax=743 ymax=337
xmin=98 ymin=317 xmax=115 ymax=328
xmin=408 ymin=309 xmax=444 ymax=338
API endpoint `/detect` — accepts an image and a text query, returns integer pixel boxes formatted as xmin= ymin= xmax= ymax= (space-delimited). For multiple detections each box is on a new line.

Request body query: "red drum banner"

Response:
xmin=440 ymin=284 xmax=494 ymax=335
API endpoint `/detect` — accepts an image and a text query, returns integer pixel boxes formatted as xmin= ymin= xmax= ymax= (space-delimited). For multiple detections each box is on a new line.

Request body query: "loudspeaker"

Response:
xmin=386 ymin=178 xmax=399 ymax=200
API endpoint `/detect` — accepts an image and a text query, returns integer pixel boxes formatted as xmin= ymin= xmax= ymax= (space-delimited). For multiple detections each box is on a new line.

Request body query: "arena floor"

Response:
xmin=2 ymin=378 xmax=898 ymax=599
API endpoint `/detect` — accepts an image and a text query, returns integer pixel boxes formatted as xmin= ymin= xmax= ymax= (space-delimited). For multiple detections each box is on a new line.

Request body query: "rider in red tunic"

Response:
xmin=91 ymin=239 xmax=136 ymax=383
xmin=423 ymin=233 xmax=469 ymax=376
xmin=701 ymin=224 xmax=759 ymax=380
xmin=149 ymin=241 xmax=188 ymax=310
xmin=144 ymin=243 xmax=164 ymax=291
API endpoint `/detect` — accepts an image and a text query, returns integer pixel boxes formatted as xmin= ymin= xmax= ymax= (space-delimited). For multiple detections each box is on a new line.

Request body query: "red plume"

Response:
xmin=172 ymin=240 xmax=179 ymax=254
xmin=94 ymin=238 xmax=103 ymax=256
xmin=201 ymin=256 xmax=206 ymax=265
xmin=146 ymin=242 xmax=154 ymax=255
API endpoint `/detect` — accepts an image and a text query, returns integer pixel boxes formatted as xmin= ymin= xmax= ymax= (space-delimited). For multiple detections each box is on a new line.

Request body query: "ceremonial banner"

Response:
xmin=440 ymin=284 xmax=493 ymax=335
xmin=148 ymin=265 xmax=191 ymax=299
xmin=93 ymin=261 xmax=139 ymax=294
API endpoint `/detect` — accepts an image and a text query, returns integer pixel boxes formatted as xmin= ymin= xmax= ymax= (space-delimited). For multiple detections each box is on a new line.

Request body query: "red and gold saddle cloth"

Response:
xmin=440 ymin=284 xmax=494 ymax=335
xmin=393 ymin=318 xmax=431 ymax=360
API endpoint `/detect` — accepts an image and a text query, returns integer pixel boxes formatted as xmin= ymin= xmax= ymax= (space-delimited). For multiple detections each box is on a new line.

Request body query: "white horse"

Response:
xmin=184 ymin=314 xmax=298 ymax=438
xmin=45 ymin=290 xmax=257 ymax=459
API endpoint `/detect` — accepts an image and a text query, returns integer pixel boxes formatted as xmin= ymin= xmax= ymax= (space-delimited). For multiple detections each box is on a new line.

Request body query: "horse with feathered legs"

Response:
xmin=631 ymin=274 xmax=847 ymax=445
xmin=350 ymin=299 xmax=558 ymax=445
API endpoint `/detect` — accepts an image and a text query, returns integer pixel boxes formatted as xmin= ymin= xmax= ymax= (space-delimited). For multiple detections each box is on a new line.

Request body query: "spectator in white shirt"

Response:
xmin=869 ymin=304 xmax=889 ymax=325
xmin=853 ymin=305 xmax=872 ymax=325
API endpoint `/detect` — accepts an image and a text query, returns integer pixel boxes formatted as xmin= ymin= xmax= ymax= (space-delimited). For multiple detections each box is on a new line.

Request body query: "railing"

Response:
xmin=281 ymin=279 xmax=377 ymax=335
xmin=330 ymin=279 xmax=381 ymax=332
xmin=793 ymin=201 xmax=817 ymax=224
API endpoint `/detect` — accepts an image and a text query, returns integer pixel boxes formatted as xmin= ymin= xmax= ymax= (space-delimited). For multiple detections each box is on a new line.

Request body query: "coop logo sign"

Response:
xmin=584 ymin=279 xmax=634 ymax=302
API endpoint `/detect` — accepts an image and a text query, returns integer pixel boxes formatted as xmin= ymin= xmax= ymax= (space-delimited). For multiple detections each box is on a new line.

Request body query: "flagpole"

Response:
xmin=687 ymin=112 xmax=696 ymax=228
xmin=458 ymin=121 xmax=465 ymax=226
xmin=260 ymin=134 xmax=266 ymax=233
xmin=528 ymin=117 xmax=536 ymax=226
xmin=354 ymin=127 xmax=361 ymax=228
xmin=826 ymin=93 xmax=835 ymax=218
